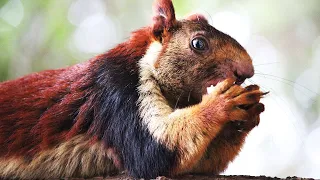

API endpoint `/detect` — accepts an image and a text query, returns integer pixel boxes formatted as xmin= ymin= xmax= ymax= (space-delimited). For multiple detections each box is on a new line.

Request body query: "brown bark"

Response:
xmin=63 ymin=174 xmax=314 ymax=180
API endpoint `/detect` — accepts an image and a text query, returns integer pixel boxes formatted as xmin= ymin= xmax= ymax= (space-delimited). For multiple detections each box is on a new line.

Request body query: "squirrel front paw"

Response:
xmin=231 ymin=84 xmax=266 ymax=132
xmin=201 ymin=78 xmax=266 ymax=125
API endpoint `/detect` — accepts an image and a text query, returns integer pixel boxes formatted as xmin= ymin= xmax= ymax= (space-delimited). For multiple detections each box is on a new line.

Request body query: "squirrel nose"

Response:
xmin=234 ymin=61 xmax=254 ymax=85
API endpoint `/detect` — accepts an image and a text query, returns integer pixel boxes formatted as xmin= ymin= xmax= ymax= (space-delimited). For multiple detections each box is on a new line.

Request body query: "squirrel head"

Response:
xmin=142 ymin=0 xmax=254 ymax=107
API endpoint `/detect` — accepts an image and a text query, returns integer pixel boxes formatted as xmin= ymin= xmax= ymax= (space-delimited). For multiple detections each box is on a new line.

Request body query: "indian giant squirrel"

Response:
xmin=0 ymin=0 xmax=266 ymax=179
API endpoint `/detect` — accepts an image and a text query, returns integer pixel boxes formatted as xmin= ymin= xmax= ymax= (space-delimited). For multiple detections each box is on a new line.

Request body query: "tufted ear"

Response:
xmin=152 ymin=0 xmax=177 ymax=40
xmin=186 ymin=13 xmax=208 ymax=24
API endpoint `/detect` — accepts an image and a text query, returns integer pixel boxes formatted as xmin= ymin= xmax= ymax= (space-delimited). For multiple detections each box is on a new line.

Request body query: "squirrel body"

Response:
xmin=0 ymin=0 xmax=265 ymax=179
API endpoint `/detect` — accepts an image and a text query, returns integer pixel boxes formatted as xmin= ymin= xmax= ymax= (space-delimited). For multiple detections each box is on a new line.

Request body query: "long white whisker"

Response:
xmin=255 ymin=72 xmax=319 ymax=96
xmin=187 ymin=90 xmax=192 ymax=102
xmin=248 ymin=79 xmax=304 ymax=141
xmin=253 ymin=74 xmax=319 ymax=103
xmin=254 ymin=62 xmax=280 ymax=66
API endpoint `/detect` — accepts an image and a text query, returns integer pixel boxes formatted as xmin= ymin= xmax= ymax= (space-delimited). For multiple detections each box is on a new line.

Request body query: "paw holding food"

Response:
xmin=203 ymin=78 xmax=267 ymax=126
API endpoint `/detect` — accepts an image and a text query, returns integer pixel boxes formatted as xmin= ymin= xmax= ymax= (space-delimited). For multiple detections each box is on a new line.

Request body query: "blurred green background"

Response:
xmin=0 ymin=0 xmax=320 ymax=178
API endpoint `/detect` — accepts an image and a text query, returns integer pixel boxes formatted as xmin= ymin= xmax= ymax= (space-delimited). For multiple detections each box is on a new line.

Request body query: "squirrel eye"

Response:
xmin=191 ymin=37 xmax=208 ymax=52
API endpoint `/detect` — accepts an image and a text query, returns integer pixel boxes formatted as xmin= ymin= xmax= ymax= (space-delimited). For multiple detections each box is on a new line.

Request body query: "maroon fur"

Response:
xmin=152 ymin=0 xmax=177 ymax=36
xmin=0 ymin=28 xmax=152 ymax=158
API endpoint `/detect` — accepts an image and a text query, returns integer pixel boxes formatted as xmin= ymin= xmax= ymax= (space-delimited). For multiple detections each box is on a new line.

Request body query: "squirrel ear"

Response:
xmin=152 ymin=0 xmax=177 ymax=38
xmin=186 ymin=13 xmax=208 ymax=24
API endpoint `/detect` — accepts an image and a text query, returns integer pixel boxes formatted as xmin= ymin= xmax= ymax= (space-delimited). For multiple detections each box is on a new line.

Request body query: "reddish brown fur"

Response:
xmin=0 ymin=66 xmax=88 ymax=157
xmin=153 ymin=0 xmax=177 ymax=31
xmin=0 ymin=27 xmax=152 ymax=159
xmin=191 ymin=85 xmax=264 ymax=174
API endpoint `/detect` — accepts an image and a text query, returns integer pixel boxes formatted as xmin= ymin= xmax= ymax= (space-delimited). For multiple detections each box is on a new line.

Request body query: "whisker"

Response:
xmin=247 ymin=79 xmax=278 ymax=145
xmin=247 ymin=79 xmax=271 ymax=97
xmin=254 ymin=72 xmax=319 ymax=96
xmin=202 ymin=9 xmax=214 ymax=25
xmin=254 ymin=74 xmax=317 ymax=103
xmin=187 ymin=90 xmax=192 ymax=102
xmin=174 ymin=92 xmax=183 ymax=109
xmin=248 ymin=79 xmax=304 ymax=140
xmin=254 ymin=62 xmax=279 ymax=66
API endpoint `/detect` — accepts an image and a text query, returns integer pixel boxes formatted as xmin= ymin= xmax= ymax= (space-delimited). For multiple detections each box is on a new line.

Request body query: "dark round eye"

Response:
xmin=191 ymin=37 xmax=208 ymax=51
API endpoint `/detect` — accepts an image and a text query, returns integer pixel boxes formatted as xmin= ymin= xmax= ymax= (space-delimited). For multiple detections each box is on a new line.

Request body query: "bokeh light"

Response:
xmin=0 ymin=0 xmax=24 ymax=27
xmin=211 ymin=11 xmax=252 ymax=46
xmin=72 ymin=13 xmax=118 ymax=54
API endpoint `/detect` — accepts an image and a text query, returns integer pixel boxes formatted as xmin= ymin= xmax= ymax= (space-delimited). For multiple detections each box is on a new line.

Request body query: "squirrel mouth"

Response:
xmin=204 ymin=76 xmax=246 ymax=94
xmin=202 ymin=78 xmax=223 ymax=94
xmin=206 ymin=84 xmax=215 ymax=94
